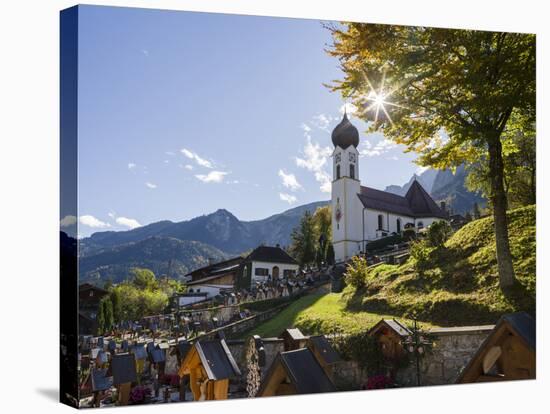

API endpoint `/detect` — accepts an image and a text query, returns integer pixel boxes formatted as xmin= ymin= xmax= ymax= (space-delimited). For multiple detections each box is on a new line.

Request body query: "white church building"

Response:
xmin=330 ymin=112 xmax=447 ymax=263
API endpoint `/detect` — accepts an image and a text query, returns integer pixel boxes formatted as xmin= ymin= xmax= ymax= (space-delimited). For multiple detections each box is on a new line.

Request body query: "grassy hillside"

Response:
xmin=345 ymin=205 xmax=535 ymax=326
xmin=250 ymin=205 xmax=535 ymax=335
xmin=247 ymin=292 xmax=429 ymax=338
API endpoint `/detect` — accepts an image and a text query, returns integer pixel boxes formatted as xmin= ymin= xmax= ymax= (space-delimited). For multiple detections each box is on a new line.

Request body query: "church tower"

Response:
xmin=331 ymin=112 xmax=362 ymax=263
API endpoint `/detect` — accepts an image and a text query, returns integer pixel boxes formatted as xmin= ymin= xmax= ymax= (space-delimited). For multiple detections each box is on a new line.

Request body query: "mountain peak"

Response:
xmin=211 ymin=208 xmax=237 ymax=218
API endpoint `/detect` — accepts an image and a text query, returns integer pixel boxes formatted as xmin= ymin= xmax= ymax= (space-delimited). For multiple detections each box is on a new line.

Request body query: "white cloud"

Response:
xmin=376 ymin=139 xmax=397 ymax=151
xmin=295 ymin=136 xmax=332 ymax=172
xmin=300 ymin=123 xmax=311 ymax=133
xmin=279 ymin=193 xmax=297 ymax=204
xmin=145 ymin=182 xmax=157 ymax=189
xmin=339 ymin=102 xmax=358 ymax=116
xmin=79 ymin=215 xmax=111 ymax=229
xmin=165 ymin=151 xmax=175 ymax=156
xmin=295 ymin=136 xmax=333 ymax=193
xmin=195 ymin=171 xmax=228 ymax=183
xmin=184 ymin=164 xmax=193 ymax=170
xmin=278 ymin=169 xmax=302 ymax=192
xmin=359 ymin=138 xmax=397 ymax=157
xmin=108 ymin=212 xmax=116 ymax=219
xmin=315 ymin=170 xmax=332 ymax=193
xmin=60 ymin=215 xmax=77 ymax=227
xmin=311 ymin=114 xmax=333 ymax=132
xmin=116 ymin=216 xmax=141 ymax=229
xmin=128 ymin=162 xmax=136 ymax=170
xmin=181 ymin=148 xmax=213 ymax=169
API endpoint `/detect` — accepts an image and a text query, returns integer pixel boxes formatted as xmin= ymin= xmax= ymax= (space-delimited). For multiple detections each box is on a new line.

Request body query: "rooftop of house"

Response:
xmin=358 ymin=180 xmax=447 ymax=219
xmin=245 ymin=245 xmax=298 ymax=265
xmin=184 ymin=256 xmax=243 ymax=279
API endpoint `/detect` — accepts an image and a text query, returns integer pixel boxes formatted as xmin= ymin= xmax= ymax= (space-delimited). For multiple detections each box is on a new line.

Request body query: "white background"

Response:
xmin=0 ymin=0 xmax=547 ymax=412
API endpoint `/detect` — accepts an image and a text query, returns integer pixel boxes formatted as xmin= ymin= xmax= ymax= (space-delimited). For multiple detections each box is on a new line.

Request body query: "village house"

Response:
xmin=236 ymin=245 xmax=299 ymax=290
xmin=181 ymin=245 xmax=299 ymax=299
xmin=330 ymin=112 xmax=448 ymax=263
xmin=79 ymin=283 xmax=109 ymax=334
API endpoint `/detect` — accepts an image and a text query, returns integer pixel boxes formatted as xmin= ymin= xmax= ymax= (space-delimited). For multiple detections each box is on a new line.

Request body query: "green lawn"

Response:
xmin=247 ymin=291 xmax=431 ymax=337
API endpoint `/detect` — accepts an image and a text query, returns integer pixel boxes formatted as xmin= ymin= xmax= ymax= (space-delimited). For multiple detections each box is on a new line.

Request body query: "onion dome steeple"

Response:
xmin=331 ymin=111 xmax=360 ymax=149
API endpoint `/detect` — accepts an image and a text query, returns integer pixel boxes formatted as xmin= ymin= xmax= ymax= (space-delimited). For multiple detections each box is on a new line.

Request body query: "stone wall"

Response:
xmin=330 ymin=326 xmax=493 ymax=389
xmin=181 ymin=305 xmax=241 ymax=325
xmin=396 ymin=325 xmax=494 ymax=386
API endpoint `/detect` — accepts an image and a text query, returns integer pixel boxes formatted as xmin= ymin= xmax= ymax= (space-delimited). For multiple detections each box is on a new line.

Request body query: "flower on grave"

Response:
xmin=129 ymin=385 xmax=152 ymax=404
xmin=366 ymin=375 xmax=392 ymax=390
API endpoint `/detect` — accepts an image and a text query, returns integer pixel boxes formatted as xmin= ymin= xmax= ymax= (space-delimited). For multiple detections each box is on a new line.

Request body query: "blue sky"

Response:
xmin=65 ymin=5 xmax=423 ymax=237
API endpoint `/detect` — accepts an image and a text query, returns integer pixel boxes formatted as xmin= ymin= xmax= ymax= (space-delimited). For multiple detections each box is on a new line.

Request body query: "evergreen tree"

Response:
xmin=97 ymin=301 xmax=105 ymax=335
xmin=290 ymin=211 xmax=317 ymax=267
xmin=110 ymin=289 xmax=122 ymax=324
xmin=472 ymin=202 xmax=481 ymax=220
xmin=326 ymin=243 xmax=335 ymax=266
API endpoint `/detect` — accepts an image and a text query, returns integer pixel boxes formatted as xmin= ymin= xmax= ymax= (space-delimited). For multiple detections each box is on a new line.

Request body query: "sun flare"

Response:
xmin=361 ymin=70 xmax=404 ymax=125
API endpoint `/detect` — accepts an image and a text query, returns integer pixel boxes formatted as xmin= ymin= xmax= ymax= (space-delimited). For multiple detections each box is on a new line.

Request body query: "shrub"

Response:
xmin=426 ymin=220 xmax=453 ymax=248
xmin=409 ymin=240 xmax=432 ymax=275
xmin=403 ymin=228 xmax=416 ymax=241
xmin=332 ymin=330 xmax=385 ymax=374
xmin=344 ymin=256 xmax=369 ymax=289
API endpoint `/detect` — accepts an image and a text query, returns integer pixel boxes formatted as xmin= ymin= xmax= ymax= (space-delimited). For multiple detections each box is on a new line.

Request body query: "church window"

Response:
xmin=396 ymin=218 xmax=402 ymax=233
xmin=350 ymin=164 xmax=355 ymax=179
xmin=377 ymin=214 xmax=384 ymax=230
xmin=336 ymin=165 xmax=341 ymax=179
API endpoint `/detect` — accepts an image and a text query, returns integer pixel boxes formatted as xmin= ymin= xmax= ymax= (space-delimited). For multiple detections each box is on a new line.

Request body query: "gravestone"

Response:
xmin=91 ymin=368 xmax=112 ymax=392
xmin=111 ymin=353 xmax=137 ymax=385
xmin=111 ymin=353 xmax=137 ymax=406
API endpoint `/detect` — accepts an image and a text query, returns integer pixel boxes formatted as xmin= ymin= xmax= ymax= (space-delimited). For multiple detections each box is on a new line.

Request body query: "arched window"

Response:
xmin=396 ymin=218 xmax=402 ymax=233
xmin=272 ymin=266 xmax=280 ymax=279
xmin=377 ymin=214 xmax=384 ymax=230
xmin=336 ymin=164 xmax=341 ymax=179
xmin=350 ymin=164 xmax=355 ymax=179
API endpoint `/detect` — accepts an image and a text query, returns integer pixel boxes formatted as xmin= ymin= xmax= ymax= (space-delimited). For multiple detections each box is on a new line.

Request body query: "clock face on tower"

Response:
xmin=349 ymin=152 xmax=356 ymax=163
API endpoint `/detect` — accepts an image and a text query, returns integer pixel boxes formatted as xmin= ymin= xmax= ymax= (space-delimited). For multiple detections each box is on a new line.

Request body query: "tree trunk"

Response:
xmin=530 ymin=167 xmax=536 ymax=204
xmin=487 ymin=133 xmax=516 ymax=288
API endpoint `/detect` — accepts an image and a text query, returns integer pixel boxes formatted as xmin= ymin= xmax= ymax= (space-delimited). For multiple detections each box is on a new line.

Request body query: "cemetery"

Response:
xmin=76 ymin=298 xmax=536 ymax=406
